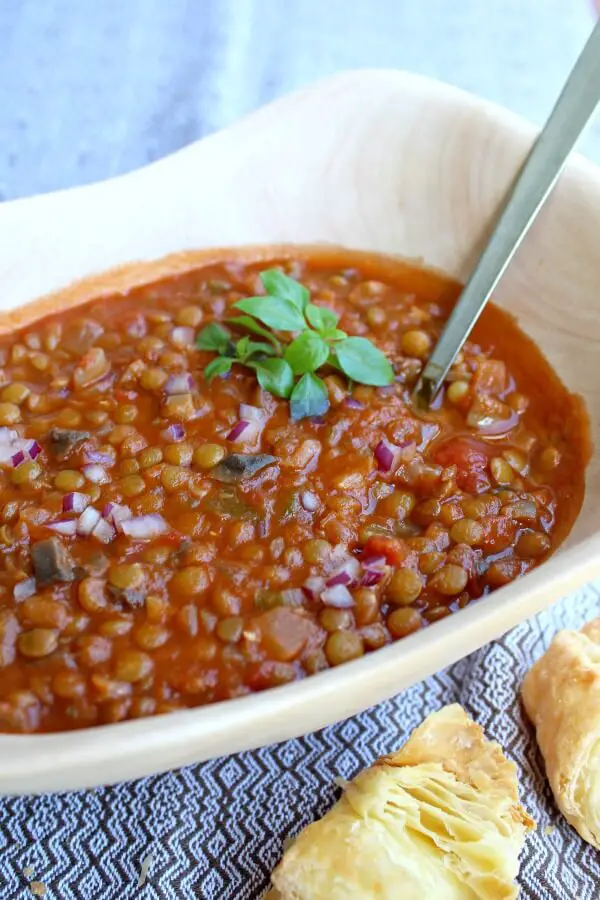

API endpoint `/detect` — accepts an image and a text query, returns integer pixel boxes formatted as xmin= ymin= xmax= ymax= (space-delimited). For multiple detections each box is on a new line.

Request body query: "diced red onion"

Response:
xmin=359 ymin=554 xmax=388 ymax=587
xmin=13 ymin=577 xmax=36 ymax=601
xmin=63 ymin=492 xmax=90 ymax=514
xmin=300 ymin=491 xmax=319 ymax=512
xmin=84 ymin=448 xmax=115 ymax=466
xmin=374 ymin=438 xmax=401 ymax=473
xmin=326 ymin=570 xmax=352 ymax=588
xmin=360 ymin=570 xmax=385 ymax=587
xmin=160 ymin=424 xmax=185 ymax=443
xmin=310 ymin=416 xmax=326 ymax=426
xmin=165 ymin=373 xmax=195 ymax=395
xmin=239 ymin=404 xmax=267 ymax=423
xmin=92 ymin=518 xmax=116 ymax=544
xmin=82 ymin=464 xmax=111 ymax=485
xmin=102 ymin=502 xmax=133 ymax=532
xmin=1 ymin=437 xmax=41 ymax=467
xmin=48 ymin=520 xmax=78 ymax=536
xmin=77 ymin=506 xmax=102 ymax=536
xmin=113 ymin=506 xmax=133 ymax=532
xmin=27 ymin=440 xmax=42 ymax=460
xmin=302 ymin=576 xmax=325 ymax=600
xmin=321 ymin=584 xmax=355 ymax=609
xmin=170 ymin=326 xmax=195 ymax=346
xmin=344 ymin=397 xmax=363 ymax=410
xmin=226 ymin=420 xmax=250 ymax=442
xmin=325 ymin=558 xmax=360 ymax=588
xmin=120 ymin=514 xmax=169 ymax=539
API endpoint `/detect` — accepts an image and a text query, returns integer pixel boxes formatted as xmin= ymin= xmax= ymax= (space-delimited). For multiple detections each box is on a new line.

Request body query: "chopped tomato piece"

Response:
xmin=362 ymin=536 xmax=411 ymax=568
xmin=433 ymin=436 xmax=492 ymax=493
xmin=479 ymin=516 xmax=517 ymax=553
xmin=472 ymin=359 xmax=507 ymax=395
xmin=255 ymin=607 xmax=319 ymax=663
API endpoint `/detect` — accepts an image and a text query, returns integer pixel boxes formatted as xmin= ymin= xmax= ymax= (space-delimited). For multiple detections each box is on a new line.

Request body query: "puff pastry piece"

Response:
xmin=522 ymin=617 xmax=600 ymax=850
xmin=269 ymin=704 xmax=533 ymax=900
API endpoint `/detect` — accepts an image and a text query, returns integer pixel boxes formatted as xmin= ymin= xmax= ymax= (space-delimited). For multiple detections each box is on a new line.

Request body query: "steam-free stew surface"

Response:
xmin=0 ymin=252 xmax=588 ymax=733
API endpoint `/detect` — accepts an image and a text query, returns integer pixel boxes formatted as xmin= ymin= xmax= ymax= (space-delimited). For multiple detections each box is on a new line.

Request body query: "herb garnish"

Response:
xmin=196 ymin=269 xmax=393 ymax=420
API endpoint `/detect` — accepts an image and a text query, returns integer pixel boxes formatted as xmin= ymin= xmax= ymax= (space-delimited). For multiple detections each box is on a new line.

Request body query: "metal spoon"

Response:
xmin=414 ymin=19 xmax=600 ymax=408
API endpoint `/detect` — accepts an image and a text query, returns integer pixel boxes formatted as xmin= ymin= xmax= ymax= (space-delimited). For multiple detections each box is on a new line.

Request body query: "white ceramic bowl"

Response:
xmin=1 ymin=70 xmax=600 ymax=794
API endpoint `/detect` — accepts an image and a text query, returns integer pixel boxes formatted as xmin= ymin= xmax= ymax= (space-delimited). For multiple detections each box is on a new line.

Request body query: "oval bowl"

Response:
xmin=1 ymin=69 xmax=600 ymax=794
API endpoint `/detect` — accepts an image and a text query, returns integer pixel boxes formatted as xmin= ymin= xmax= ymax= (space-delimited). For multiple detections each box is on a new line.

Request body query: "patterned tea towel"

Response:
xmin=1 ymin=1 xmax=600 ymax=897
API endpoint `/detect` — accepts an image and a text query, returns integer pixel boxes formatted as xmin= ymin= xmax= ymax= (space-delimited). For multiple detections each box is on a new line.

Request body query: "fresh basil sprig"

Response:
xmin=196 ymin=269 xmax=393 ymax=420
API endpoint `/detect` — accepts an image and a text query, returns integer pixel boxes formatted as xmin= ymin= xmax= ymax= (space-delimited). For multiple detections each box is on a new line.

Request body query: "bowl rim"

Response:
xmin=1 ymin=68 xmax=600 ymax=794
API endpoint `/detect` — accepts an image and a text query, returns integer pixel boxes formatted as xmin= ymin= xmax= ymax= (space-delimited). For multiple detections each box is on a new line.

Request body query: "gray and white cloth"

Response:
xmin=1 ymin=1 xmax=599 ymax=897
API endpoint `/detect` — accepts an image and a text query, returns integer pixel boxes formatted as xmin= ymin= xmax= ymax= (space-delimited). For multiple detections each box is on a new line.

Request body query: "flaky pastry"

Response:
xmin=522 ymin=617 xmax=600 ymax=850
xmin=269 ymin=704 xmax=533 ymax=899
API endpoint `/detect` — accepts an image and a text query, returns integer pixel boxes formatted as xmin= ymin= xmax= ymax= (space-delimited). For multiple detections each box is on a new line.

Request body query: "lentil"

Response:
xmin=450 ymin=518 xmax=484 ymax=546
xmin=325 ymin=631 xmax=364 ymax=666
xmin=430 ymin=564 xmax=469 ymax=595
xmin=516 ymin=531 xmax=552 ymax=558
xmin=378 ymin=490 xmax=416 ymax=519
xmin=54 ymin=470 xmax=86 ymax=491
xmin=401 ymin=329 xmax=431 ymax=359
xmin=387 ymin=569 xmax=423 ymax=605
xmin=320 ymin=608 xmax=355 ymax=632
xmin=388 ymin=608 xmax=423 ymax=639
xmin=1 ymin=383 xmax=30 ymax=404
xmin=18 ymin=629 xmax=58 ymax=659
xmin=446 ymin=380 xmax=470 ymax=403
xmin=11 ymin=460 xmax=42 ymax=486
xmin=0 ymin=402 xmax=21 ymax=425
xmin=490 ymin=457 xmax=514 ymax=485
xmin=114 ymin=650 xmax=154 ymax=683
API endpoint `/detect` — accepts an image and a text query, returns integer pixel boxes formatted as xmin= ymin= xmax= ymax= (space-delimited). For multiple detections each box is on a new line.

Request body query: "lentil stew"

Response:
xmin=0 ymin=249 xmax=589 ymax=733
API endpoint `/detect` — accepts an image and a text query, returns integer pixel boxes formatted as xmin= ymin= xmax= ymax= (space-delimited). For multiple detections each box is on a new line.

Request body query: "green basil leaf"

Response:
xmin=284 ymin=331 xmax=330 ymax=375
xmin=228 ymin=315 xmax=281 ymax=351
xmin=261 ymin=269 xmax=310 ymax=312
xmin=327 ymin=350 xmax=343 ymax=371
xmin=196 ymin=322 xmax=231 ymax=353
xmin=289 ymin=373 xmax=330 ymax=421
xmin=335 ymin=337 xmax=394 ymax=386
xmin=204 ymin=357 xmax=233 ymax=382
xmin=253 ymin=358 xmax=295 ymax=398
xmin=234 ymin=297 xmax=307 ymax=332
xmin=235 ymin=336 xmax=275 ymax=360
xmin=323 ymin=328 xmax=347 ymax=342
xmin=245 ymin=340 xmax=277 ymax=358
xmin=236 ymin=336 xmax=251 ymax=360
xmin=305 ymin=303 xmax=338 ymax=332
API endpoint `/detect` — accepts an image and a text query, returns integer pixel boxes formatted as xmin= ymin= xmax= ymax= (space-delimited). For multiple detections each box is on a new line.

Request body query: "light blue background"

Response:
xmin=0 ymin=0 xmax=598 ymax=202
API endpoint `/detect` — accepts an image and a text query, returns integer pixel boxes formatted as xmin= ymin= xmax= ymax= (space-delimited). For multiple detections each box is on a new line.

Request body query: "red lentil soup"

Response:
xmin=0 ymin=249 xmax=588 ymax=734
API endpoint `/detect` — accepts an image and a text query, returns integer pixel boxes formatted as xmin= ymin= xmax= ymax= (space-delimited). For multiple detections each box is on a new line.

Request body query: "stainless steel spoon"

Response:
xmin=414 ymin=19 xmax=600 ymax=408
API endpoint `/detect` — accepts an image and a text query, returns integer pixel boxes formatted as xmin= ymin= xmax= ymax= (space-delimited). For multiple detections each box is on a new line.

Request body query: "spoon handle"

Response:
xmin=415 ymin=20 xmax=600 ymax=406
